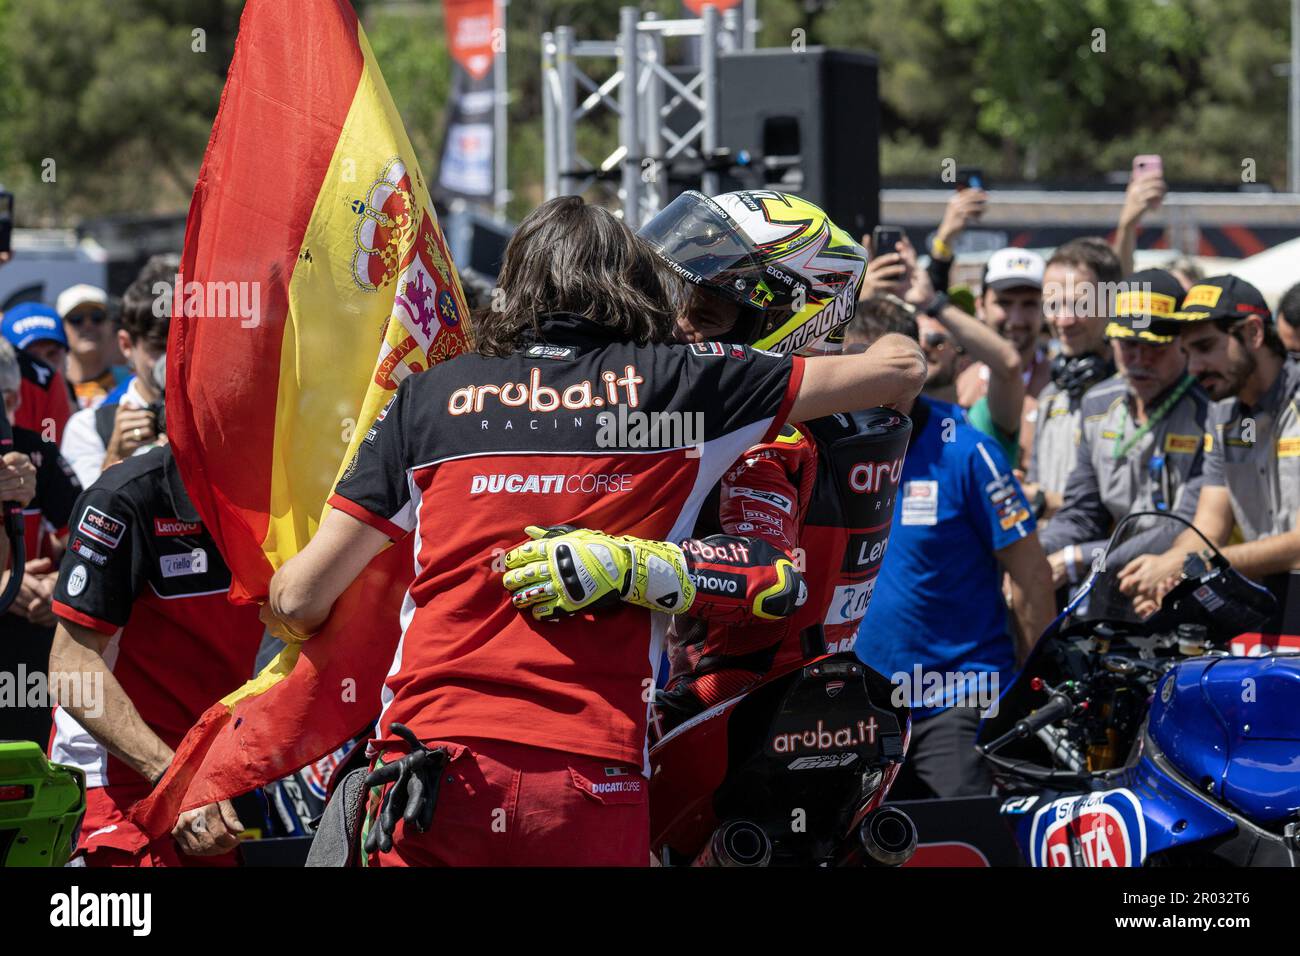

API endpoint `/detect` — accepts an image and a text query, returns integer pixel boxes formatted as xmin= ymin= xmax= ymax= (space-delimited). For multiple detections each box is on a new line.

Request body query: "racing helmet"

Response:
xmin=638 ymin=189 xmax=868 ymax=354
xmin=0 ymin=740 xmax=85 ymax=866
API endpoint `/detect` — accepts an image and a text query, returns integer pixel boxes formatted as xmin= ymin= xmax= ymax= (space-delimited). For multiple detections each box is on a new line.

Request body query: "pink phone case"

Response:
xmin=1133 ymin=154 xmax=1163 ymax=179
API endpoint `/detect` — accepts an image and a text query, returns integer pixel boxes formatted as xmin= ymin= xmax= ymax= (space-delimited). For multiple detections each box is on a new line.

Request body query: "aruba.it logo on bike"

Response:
xmin=769 ymin=717 xmax=879 ymax=756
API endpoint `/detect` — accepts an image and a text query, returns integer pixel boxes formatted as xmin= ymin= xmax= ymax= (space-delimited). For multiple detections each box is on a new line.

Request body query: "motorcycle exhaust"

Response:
xmin=855 ymin=806 xmax=917 ymax=867
xmin=691 ymin=820 xmax=773 ymax=867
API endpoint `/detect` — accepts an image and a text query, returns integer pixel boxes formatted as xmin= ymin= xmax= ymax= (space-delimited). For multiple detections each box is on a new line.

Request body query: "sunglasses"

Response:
xmin=922 ymin=331 xmax=964 ymax=354
xmin=65 ymin=309 xmax=109 ymax=328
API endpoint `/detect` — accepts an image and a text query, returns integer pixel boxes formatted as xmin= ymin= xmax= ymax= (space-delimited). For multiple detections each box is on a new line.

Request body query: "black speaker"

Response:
xmin=716 ymin=47 xmax=880 ymax=239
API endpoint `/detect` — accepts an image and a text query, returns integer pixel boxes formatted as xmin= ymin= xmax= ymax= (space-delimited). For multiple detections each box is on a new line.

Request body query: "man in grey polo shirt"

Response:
xmin=1022 ymin=238 xmax=1122 ymax=521
xmin=1042 ymin=270 xmax=1209 ymax=591
xmin=1120 ymin=275 xmax=1297 ymax=612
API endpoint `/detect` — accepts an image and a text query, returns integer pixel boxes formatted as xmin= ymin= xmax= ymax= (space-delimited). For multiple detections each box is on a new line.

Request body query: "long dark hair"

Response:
xmin=473 ymin=196 xmax=683 ymax=356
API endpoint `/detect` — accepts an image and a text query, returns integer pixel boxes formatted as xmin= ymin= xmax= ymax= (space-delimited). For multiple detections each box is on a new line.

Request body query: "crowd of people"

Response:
xmin=845 ymin=178 xmax=1300 ymax=800
xmin=2 ymin=167 xmax=1300 ymax=866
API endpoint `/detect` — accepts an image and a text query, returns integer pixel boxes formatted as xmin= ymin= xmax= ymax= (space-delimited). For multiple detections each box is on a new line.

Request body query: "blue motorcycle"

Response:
xmin=978 ymin=512 xmax=1300 ymax=867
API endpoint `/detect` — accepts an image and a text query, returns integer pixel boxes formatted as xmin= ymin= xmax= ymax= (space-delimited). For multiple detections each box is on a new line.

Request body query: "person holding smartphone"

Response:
xmin=928 ymin=177 xmax=988 ymax=296
xmin=60 ymin=257 xmax=174 ymax=488
xmin=1115 ymin=154 xmax=1167 ymax=276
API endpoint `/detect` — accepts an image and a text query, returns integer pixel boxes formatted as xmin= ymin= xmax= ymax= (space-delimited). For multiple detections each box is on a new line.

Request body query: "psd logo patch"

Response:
xmin=729 ymin=485 xmax=793 ymax=514
xmin=78 ymin=507 xmax=126 ymax=550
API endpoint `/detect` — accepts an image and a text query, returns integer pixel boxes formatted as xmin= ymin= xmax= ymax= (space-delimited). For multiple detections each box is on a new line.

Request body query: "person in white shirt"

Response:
xmin=60 ymin=256 xmax=175 ymax=489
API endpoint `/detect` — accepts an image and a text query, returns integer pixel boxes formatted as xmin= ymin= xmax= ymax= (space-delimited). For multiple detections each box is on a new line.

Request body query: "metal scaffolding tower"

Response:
xmin=541 ymin=3 xmax=758 ymax=230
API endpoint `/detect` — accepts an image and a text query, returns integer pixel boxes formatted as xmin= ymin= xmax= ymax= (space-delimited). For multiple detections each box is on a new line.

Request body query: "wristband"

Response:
xmin=931 ymin=236 xmax=954 ymax=260
xmin=923 ymin=292 xmax=950 ymax=318
xmin=1062 ymin=546 xmax=1078 ymax=583
xmin=1181 ymin=549 xmax=1215 ymax=580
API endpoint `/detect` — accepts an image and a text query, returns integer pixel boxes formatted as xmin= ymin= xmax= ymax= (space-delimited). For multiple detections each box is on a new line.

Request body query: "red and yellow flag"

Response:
xmin=131 ymin=0 xmax=471 ymax=837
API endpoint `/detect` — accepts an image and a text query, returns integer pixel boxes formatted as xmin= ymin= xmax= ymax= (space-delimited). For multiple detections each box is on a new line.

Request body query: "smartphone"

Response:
xmin=957 ymin=166 xmax=985 ymax=191
xmin=872 ymin=225 xmax=905 ymax=257
xmin=0 ymin=189 xmax=12 ymax=256
xmin=956 ymin=167 xmax=985 ymax=222
xmin=1133 ymin=154 xmax=1163 ymax=180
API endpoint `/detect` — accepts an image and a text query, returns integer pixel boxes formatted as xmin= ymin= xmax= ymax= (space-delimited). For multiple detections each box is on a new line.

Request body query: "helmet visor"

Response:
xmin=637 ymin=191 xmax=772 ymax=311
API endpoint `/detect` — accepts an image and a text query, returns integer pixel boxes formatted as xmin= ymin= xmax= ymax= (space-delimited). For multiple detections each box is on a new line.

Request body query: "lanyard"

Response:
xmin=1113 ymin=374 xmax=1195 ymax=460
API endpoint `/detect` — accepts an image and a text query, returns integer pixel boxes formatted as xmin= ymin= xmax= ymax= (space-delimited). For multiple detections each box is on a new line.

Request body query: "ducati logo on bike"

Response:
xmin=825 ymin=680 xmax=845 ymax=698
xmin=1028 ymin=789 xmax=1146 ymax=867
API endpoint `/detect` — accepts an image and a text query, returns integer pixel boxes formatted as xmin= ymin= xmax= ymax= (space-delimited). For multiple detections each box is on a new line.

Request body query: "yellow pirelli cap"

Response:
xmin=1168 ymin=275 xmax=1272 ymax=325
xmin=1106 ymin=269 xmax=1183 ymax=344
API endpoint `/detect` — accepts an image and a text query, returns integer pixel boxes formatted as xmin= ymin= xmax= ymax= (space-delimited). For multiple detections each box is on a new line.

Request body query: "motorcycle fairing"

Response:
xmin=793 ymin=410 xmax=911 ymax=659
xmin=650 ymin=652 xmax=908 ymax=864
xmin=1150 ymin=654 xmax=1300 ymax=824
xmin=1002 ymin=755 xmax=1235 ymax=867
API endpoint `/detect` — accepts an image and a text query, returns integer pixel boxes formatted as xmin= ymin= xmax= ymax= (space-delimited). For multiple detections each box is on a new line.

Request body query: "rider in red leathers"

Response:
xmin=499 ymin=190 xmax=911 ymax=737
xmin=656 ymin=408 xmax=908 ymax=735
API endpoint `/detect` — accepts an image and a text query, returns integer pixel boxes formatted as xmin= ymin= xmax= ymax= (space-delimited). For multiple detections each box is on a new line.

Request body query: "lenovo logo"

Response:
xmin=154 ymin=518 xmax=201 ymax=537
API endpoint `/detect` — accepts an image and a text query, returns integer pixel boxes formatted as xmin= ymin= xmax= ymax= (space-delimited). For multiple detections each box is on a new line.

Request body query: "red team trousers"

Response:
xmin=364 ymin=737 xmax=649 ymax=867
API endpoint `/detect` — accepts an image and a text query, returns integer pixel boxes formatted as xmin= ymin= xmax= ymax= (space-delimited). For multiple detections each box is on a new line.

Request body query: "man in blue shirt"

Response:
xmin=846 ymin=309 xmax=1055 ymax=799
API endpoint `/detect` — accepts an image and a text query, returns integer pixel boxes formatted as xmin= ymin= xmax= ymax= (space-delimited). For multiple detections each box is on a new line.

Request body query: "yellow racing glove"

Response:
xmin=502 ymin=524 xmax=696 ymax=621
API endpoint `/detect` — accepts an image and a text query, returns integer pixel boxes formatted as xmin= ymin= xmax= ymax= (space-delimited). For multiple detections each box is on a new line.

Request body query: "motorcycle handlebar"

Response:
xmin=978 ymin=691 xmax=1077 ymax=756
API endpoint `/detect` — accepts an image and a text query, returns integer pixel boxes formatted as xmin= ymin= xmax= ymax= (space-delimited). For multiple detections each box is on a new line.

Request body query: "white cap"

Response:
xmin=56 ymin=283 xmax=107 ymax=318
xmin=983 ymin=248 xmax=1045 ymax=292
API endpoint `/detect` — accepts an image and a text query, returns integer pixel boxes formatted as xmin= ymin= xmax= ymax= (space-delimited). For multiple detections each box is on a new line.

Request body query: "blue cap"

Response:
xmin=1 ymin=302 xmax=69 ymax=351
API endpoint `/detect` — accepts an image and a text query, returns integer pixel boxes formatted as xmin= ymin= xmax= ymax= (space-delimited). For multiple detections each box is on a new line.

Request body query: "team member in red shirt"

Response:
xmin=265 ymin=196 xmax=925 ymax=866
xmin=47 ymin=443 xmax=265 ymax=866
xmin=47 ymin=442 xmax=265 ymax=866
xmin=503 ymin=192 xmax=908 ymax=733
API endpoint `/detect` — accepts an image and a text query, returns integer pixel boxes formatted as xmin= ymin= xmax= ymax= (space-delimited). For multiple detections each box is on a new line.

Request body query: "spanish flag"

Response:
xmin=131 ymin=0 xmax=471 ymax=838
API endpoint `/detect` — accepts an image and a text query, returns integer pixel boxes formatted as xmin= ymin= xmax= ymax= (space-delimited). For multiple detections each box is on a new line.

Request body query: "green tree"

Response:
xmin=363 ymin=2 xmax=452 ymax=175
xmin=940 ymin=0 xmax=1203 ymax=178
xmin=0 ymin=0 xmax=1294 ymax=228
xmin=0 ymin=0 xmax=240 ymax=223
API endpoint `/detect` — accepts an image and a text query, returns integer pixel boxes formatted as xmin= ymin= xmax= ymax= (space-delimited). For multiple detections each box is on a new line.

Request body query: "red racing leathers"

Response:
xmin=656 ymin=410 xmax=910 ymax=736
